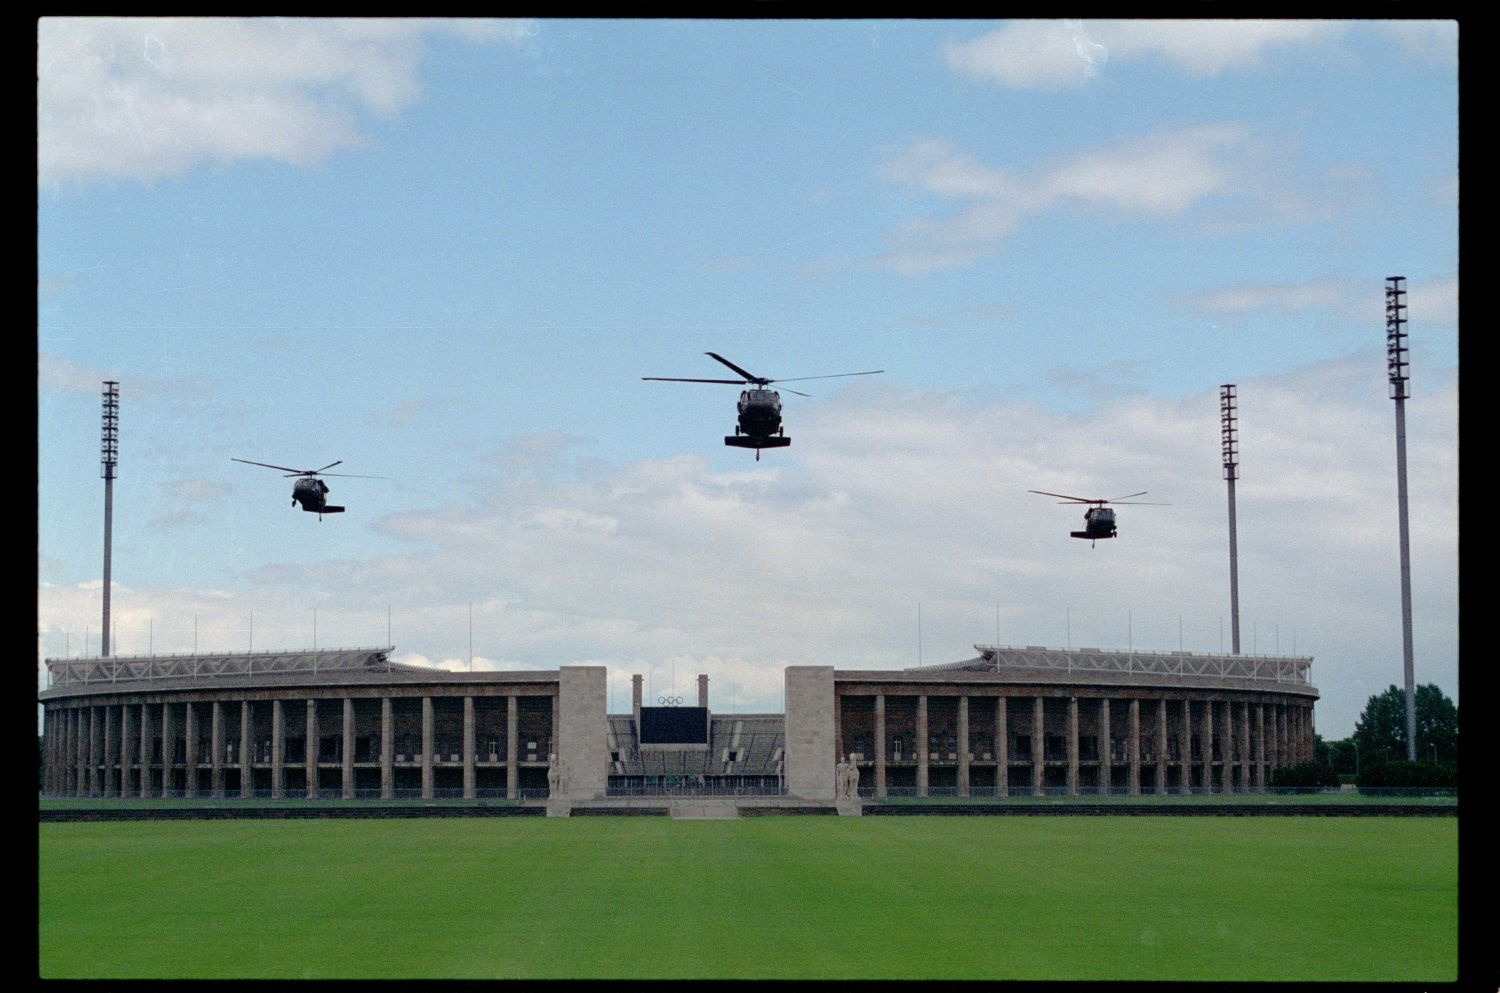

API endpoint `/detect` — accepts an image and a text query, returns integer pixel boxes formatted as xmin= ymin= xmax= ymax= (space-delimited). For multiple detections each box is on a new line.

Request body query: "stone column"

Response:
xmin=631 ymin=675 xmax=642 ymax=736
xmin=833 ymin=693 xmax=843 ymax=764
xmin=697 ymin=673 xmax=708 ymax=709
xmin=1254 ymin=703 xmax=1265 ymax=791
xmin=1219 ymin=699 xmax=1233 ymax=793
xmin=87 ymin=707 xmax=99 ymax=796
xmin=184 ymin=702 xmax=198 ymax=799
xmin=915 ymin=694 xmax=928 ymax=797
xmin=551 ymin=694 xmax=560 ymax=761
xmin=1178 ymin=698 xmax=1192 ymax=794
xmin=1066 ymin=697 xmax=1079 ymax=796
xmin=342 ymin=698 xmax=355 ymax=800
xmin=1156 ymin=699 xmax=1168 ymax=795
xmin=1128 ymin=699 xmax=1141 ymax=796
xmin=463 ymin=696 xmax=476 ymax=799
xmin=874 ymin=694 xmax=886 ymax=798
xmin=1031 ymin=696 xmax=1044 ymax=796
xmin=160 ymin=702 xmax=175 ymax=798
xmin=120 ymin=704 xmax=134 ymax=798
xmin=381 ymin=697 xmax=394 ymax=799
xmin=958 ymin=695 xmax=970 ymax=798
xmin=995 ymin=697 xmax=1008 ymax=797
xmin=138 ymin=703 xmax=153 ymax=798
xmin=211 ymin=701 xmax=224 ymax=798
xmin=1200 ymin=700 xmax=1214 ymax=793
xmin=558 ymin=666 xmax=608 ymax=800
xmin=1098 ymin=698 xmax=1111 ymax=794
xmin=103 ymin=706 xmax=117 ymax=797
xmin=271 ymin=698 xmax=284 ymax=800
xmin=239 ymin=701 xmax=252 ymax=799
xmin=506 ymin=695 xmax=519 ymax=800
xmin=1278 ymin=704 xmax=1288 ymax=768
xmin=421 ymin=696 xmax=434 ymax=800
xmin=1239 ymin=702 xmax=1251 ymax=792
xmin=306 ymin=699 xmax=319 ymax=800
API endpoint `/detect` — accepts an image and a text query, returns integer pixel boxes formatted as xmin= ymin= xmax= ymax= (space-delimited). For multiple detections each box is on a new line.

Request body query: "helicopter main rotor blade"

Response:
xmin=704 ymin=352 xmax=765 ymax=384
xmin=1028 ymin=489 xmax=1099 ymax=504
xmin=779 ymin=387 xmax=811 ymax=397
xmin=642 ymin=377 xmax=748 ymax=385
xmin=233 ymin=458 xmax=311 ymax=475
xmin=1112 ymin=501 xmax=1169 ymax=506
xmin=1107 ymin=491 xmax=1149 ymax=502
xmin=318 ymin=472 xmax=390 ymax=479
xmin=769 ymin=370 xmax=885 ymax=383
xmin=310 ymin=461 xmax=343 ymax=475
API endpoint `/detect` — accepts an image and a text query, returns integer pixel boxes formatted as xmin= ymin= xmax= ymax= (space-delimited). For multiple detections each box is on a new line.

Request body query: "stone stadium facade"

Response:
xmin=39 ymin=642 xmax=1316 ymax=804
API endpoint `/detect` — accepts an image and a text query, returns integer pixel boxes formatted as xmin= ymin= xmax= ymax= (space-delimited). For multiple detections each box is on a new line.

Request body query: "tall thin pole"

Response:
xmin=468 ymin=602 xmax=473 ymax=672
xmin=100 ymin=381 xmax=119 ymax=657
xmin=917 ymin=603 xmax=922 ymax=666
xmin=1220 ymin=384 xmax=1241 ymax=655
xmin=1387 ymin=275 xmax=1417 ymax=761
xmin=387 ymin=604 xmax=392 ymax=648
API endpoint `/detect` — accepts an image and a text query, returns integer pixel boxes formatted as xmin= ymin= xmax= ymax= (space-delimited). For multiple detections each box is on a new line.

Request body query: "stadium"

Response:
xmin=39 ymin=640 xmax=1316 ymax=805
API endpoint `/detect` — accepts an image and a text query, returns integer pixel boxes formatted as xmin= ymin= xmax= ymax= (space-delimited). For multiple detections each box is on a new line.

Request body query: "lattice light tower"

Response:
xmin=1220 ymin=384 xmax=1241 ymax=655
xmin=100 ymin=381 xmax=119 ymax=658
xmin=1386 ymin=276 xmax=1416 ymax=761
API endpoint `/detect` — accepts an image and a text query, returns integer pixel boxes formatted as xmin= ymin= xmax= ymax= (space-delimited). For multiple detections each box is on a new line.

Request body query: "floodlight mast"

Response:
xmin=1387 ymin=276 xmax=1417 ymax=762
xmin=1220 ymin=384 xmax=1240 ymax=655
xmin=100 ymin=381 xmax=119 ymax=658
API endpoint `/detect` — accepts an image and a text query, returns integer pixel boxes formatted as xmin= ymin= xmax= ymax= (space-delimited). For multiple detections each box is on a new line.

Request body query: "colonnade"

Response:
xmin=42 ymin=691 xmax=557 ymax=800
xmin=839 ymin=691 xmax=1315 ymax=798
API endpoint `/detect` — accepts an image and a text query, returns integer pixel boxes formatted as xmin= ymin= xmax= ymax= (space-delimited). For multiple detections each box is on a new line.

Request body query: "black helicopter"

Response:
xmin=643 ymin=352 xmax=883 ymax=460
xmin=232 ymin=458 xmax=386 ymax=520
xmin=1028 ymin=489 xmax=1167 ymax=547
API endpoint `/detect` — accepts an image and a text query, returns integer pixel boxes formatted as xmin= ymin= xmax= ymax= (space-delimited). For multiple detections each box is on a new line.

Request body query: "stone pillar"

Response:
xmin=184 ymin=702 xmax=198 ymax=799
xmin=506 ymin=695 xmax=519 ymax=800
xmin=833 ymin=693 xmax=843 ymax=763
xmin=1200 ymin=700 xmax=1214 ymax=793
xmin=915 ymin=694 xmax=928 ymax=797
xmin=1031 ymin=696 xmax=1044 ymax=796
xmin=271 ymin=699 xmax=285 ymax=799
xmin=1098 ymin=698 xmax=1111 ymax=794
xmin=239 ymin=701 xmax=252 ymax=799
xmin=995 ymin=697 xmax=1008 ymax=797
xmin=139 ymin=703 xmax=153 ymax=798
xmin=1278 ymin=704 xmax=1288 ymax=768
xmin=1239 ymin=702 xmax=1251 ymax=792
xmin=551 ymin=694 xmax=560 ymax=759
xmin=1066 ymin=696 xmax=1079 ymax=796
xmin=631 ymin=675 xmax=642 ymax=736
xmin=1156 ymin=698 xmax=1168 ymax=795
xmin=784 ymin=667 xmax=836 ymax=800
xmin=87 ymin=707 xmax=100 ymax=796
xmin=120 ymin=704 xmax=134 ymax=798
xmin=306 ymin=699 xmax=319 ymax=800
xmin=421 ymin=696 xmax=434 ymax=800
xmin=957 ymin=695 xmax=970 ymax=798
xmin=558 ymin=666 xmax=608 ymax=800
xmin=697 ymin=673 xmax=708 ymax=709
xmin=1128 ymin=699 xmax=1140 ymax=796
xmin=1178 ymin=698 xmax=1193 ymax=794
xmin=463 ymin=696 xmax=476 ymax=799
xmin=103 ymin=706 xmax=117 ymax=797
xmin=874 ymin=694 xmax=886 ymax=798
xmin=342 ymin=698 xmax=355 ymax=800
xmin=69 ymin=708 xmax=81 ymax=796
xmin=381 ymin=697 xmax=394 ymax=799
xmin=1254 ymin=703 xmax=1265 ymax=791
xmin=1219 ymin=699 xmax=1233 ymax=793
xmin=211 ymin=701 xmax=224 ymax=798
xmin=160 ymin=702 xmax=175 ymax=798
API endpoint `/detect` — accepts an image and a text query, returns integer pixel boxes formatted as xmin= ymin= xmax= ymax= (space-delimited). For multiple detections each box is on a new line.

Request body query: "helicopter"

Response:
xmin=232 ymin=458 xmax=386 ymax=520
xmin=1028 ymin=489 xmax=1167 ymax=547
xmin=643 ymin=352 xmax=883 ymax=460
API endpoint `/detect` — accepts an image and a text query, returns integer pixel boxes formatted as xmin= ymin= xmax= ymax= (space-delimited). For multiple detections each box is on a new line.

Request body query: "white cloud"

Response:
xmin=946 ymin=19 xmax=1350 ymax=90
xmin=877 ymin=126 xmax=1251 ymax=271
xmin=37 ymin=17 xmax=533 ymax=186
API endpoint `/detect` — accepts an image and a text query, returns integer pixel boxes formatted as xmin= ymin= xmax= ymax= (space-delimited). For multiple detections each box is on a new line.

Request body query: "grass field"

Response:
xmin=37 ymin=816 xmax=1457 ymax=980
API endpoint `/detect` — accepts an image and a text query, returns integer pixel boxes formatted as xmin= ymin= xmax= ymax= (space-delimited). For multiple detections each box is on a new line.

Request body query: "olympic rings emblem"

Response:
xmin=657 ymin=695 xmax=683 ymax=706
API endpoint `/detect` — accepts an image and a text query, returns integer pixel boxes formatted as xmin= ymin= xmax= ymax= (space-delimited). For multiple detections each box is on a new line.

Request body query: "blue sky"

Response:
xmin=37 ymin=18 xmax=1458 ymax=737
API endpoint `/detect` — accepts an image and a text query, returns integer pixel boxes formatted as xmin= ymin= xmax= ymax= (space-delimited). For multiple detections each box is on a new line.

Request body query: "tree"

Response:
xmin=1351 ymin=684 xmax=1457 ymax=767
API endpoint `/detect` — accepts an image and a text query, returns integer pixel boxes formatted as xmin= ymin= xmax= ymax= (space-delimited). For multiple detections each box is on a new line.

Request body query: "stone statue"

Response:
xmin=835 ymin=756 xmax=848 ymax=798
xmin=547 ymin=752 xmax=561 ymax=796
xmin=846 ymin=755 xmax=860 ymax=798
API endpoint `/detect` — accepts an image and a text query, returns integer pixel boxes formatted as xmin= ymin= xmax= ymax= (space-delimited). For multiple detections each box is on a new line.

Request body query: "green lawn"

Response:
xmin=38 ymin=816 xmax=1456 ymax=980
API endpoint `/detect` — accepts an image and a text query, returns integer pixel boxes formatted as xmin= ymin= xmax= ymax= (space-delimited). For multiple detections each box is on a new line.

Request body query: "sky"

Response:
xmin=36 ymin=17 xmax=1459 ymax=739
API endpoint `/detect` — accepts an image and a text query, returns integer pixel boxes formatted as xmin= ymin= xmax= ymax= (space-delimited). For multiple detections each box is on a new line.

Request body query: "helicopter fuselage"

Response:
xmin=1070 ymin=506 xmax=1116 ymax=540
xmin=725 ymin=388 xmax=791 ymax=455
xmin=292 ymin=477 xmax=343 ymax=516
